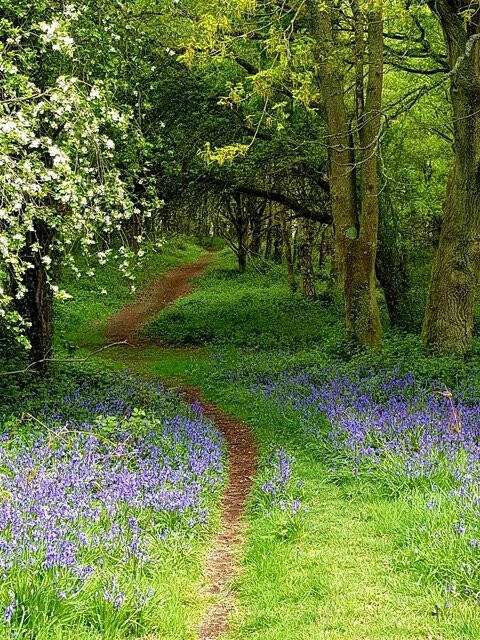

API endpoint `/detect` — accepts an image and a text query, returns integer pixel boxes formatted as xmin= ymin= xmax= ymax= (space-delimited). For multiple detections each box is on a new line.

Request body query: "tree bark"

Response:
xmin=222 ymin=194 xmax=250 ymax=273
xmin=25 ymin=259 xmax=53 ymax=369
xmin=233 ymin=194 xmax=249 ymax=273
xmin=299 ymin=218 xmax=317 ymax=299
xmin=249 ymin=200 xmax=266 ymax=257
xmin=307 ymin=0 xmax=383 ymax=347
xmin=376 ymin=208 xmax=413 ymax=331
xmin=279 ymin=208 xmax=296 ymax=292
xmin=423 ymin=2 xmax=480 ymax=355
xmin=13 ymin=221 xmax=55 ymax=371
xmin=272 ymin=209 xmax=282 ymax=264
xmin=265 ymin=200 xmax=274 ymax=260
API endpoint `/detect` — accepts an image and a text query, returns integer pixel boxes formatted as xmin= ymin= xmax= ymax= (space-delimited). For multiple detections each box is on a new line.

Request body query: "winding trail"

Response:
xmin=105 ymin=252 xmax=214 ymax=346
xmin=105 ymin=253 xmax=257 ymax=640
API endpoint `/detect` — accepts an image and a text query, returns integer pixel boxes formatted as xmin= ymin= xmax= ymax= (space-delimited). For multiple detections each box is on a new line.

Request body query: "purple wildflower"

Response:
xmin=3 ymin=598 xmax=16 ymax=624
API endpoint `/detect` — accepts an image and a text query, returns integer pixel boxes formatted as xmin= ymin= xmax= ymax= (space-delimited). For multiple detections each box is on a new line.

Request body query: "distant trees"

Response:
xmin=155 ymin=0 xmax=479 ymax=355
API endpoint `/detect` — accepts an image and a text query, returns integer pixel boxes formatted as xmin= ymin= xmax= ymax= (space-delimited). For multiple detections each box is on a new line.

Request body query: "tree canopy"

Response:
xmin=1 ymin=0 xmax=480 ymax=360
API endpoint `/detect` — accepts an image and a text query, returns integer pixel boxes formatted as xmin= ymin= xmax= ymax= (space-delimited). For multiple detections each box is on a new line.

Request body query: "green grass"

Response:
xmin=0 ymin=545 xmax=209 ymax=640
xmin=144 ymin=248 xmax=480 ymax=385
xmin=56 ymin=245 xmax=480 ymax=639
xmin=55 ymin=237 xmax=205 ymax=349
xmin=182 ymin=374 xmax=480 ymax=640
xmin=146 ymin=251 xmax=342 ymax=350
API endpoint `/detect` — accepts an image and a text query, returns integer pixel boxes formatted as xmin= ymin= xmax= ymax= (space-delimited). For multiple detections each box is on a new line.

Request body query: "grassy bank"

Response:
xmin=179 ymin=363 xmax=480 ymax=639
xmin=139 ymin=250 xmax=480 ymax=638
xmin=55 ymin=237 xmax=205 ymax=349
xmin=145 ymin=250 xmax=342 ymax=351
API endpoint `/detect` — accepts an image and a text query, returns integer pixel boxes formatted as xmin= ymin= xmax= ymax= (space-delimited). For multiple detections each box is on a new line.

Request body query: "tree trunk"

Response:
xmin=307 ymin=0 xmax=383 ymax=347
xmin=272 ymin=208 xmax=282 ymax=263
xmin=16 ymin=222 xmax=55 ymax=371
xmin=423 ymin=2 xmax=480 ymax=355
xmin=264 ymin=201 xmax=273 ymax=260
xmin=299 ymin=219 xmax=316 ymax=299
xmin=423 ymin=165 xmax=480 ymax=354
xmin=234 ymin=194 xmax=249 ymax=274
xmin=249 ymin=200 xmax=266 ymax=257
xmin=279 ymin=208 xmax=296 ymax=292
xmin=376 ymin=197 xmax=413 ymax=331
xmin=24 ymin=257 xmax=54 ymax=369
xmin=318 ymin=225 xmax=331 ymax=270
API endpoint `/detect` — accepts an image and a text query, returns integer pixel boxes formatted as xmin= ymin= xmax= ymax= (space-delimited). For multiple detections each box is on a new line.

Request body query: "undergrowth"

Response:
xmin=0 ymin=363 xmax=225 ymax=640
xmin=55 ymin=237 xmax=204 ymax=350
xmin=146 ymin=251 xmax=341 ymax=349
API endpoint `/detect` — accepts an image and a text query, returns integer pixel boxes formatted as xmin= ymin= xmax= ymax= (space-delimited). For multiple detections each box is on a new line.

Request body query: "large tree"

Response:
xmin=306 ymin=0 xmax=384 ymax=347
xmin=0 ymin=0 xmax=163 ymax=365
xmin=422 ymin=1 xmax=480 ymax=355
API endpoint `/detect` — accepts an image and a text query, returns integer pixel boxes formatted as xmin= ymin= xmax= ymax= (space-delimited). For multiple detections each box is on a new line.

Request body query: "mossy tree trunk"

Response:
xmin=264 ymin=201 xmax=273 ymax=260
xmin=13 ymin=221 xmax=56 ymax=371
xmin=307 ymin=0 xmax=383 ymax=347
xmin=422 ymin=2 xmax=480 ymax=356
xmin=376 ymin=196 xmax=413 ymax=331
xmin=299 ymin=218 xmax=316 ymax=299
xmin=249 ymin=200 xmax=266 ymax=257
xmin=279 ymin=208 xmax=296 ymax=292
xmin=318 ymin=225 xmax=331 ymax=270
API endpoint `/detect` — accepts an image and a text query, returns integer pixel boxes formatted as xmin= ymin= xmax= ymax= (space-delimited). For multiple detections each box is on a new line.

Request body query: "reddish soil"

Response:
xmin=104 ymin=254 xmax=257 ymax=639
xmin=179 ymin=386 xmax=257 ymax=640
xmin=105 ymin=253 xmax=213 ymax=345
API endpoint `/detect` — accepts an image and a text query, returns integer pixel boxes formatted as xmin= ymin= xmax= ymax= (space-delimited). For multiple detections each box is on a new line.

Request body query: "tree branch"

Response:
xmin=0 ymin=341 xmax=132 ymax=377
xmin=209 ymin=178 xmax=332 ymax=223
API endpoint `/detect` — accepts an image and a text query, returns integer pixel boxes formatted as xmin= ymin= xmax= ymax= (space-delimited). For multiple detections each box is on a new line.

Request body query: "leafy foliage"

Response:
xmin=146 ymin=251 xmax=340 ymax=349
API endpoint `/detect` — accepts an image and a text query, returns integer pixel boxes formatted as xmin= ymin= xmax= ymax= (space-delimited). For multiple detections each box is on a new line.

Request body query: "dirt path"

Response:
xmin=105 ymin=253 xmax=213 ymax=345
xmin=180 ymin=386 xmax=256 ymax=640
xmin=104 ymin=253 xmax=257 ymax=639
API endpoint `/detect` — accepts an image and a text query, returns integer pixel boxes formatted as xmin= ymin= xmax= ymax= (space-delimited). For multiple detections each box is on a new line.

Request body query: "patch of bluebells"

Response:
xmin=252 ymin=367 xmax=480 ymax=597
xmin=0 ymin=372 xmax=224 ymax=630
xmin=260 ymin=448 xmax=303 ymax=516
xmin=3 ymin=596 xmax=16 ymax=624
xmin=253 ymin=368 xmax=480 ymax=479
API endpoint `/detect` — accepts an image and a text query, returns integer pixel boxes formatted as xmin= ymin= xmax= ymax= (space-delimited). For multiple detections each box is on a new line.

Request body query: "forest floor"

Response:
xmin=105 ymin=253 xmax=257 ymax=640
xmin=82 ymin=248 xmax=480 ymax=639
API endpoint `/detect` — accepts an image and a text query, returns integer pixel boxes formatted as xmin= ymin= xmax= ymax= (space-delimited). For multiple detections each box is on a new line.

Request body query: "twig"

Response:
xmin=438 ymin=387 xmax=462 ymax=433
xmin=20 ymin=412 xmax=69 ymax=445
xmin=0 ymin=341 xmax=133 ymax=377
xmin=20 ymin=412 xmax=137 ymax=457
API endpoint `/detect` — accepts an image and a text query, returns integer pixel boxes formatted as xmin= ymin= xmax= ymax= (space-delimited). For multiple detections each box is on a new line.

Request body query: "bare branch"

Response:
xmin=0 ymin=341 xmax=132 ymax=377
xmin=209 ymin=177 xmax=332 ymax=223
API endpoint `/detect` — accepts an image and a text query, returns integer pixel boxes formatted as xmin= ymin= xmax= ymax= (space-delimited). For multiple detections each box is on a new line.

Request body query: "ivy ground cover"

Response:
xmin=0 ymin=369 xmax=225 ymax=639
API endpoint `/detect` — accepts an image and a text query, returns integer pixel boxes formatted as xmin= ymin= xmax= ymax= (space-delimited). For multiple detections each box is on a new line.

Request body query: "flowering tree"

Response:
xmin=0 ymin=2 xmax=151 ymax=365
